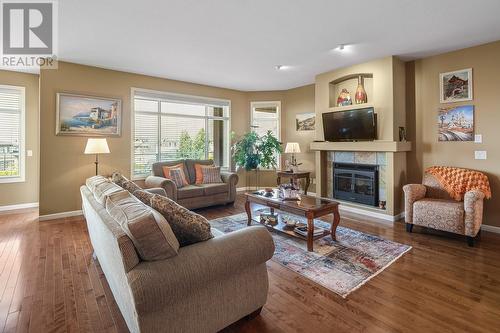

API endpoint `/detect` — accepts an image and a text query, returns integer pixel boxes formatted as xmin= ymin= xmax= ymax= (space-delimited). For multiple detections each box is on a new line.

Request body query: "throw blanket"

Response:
xmin=426 ymin=166 xmax=491 ymax=201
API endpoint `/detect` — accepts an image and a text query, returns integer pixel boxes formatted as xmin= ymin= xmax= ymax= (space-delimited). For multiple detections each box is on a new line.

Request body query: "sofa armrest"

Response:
xmin=127 ymin=226 xmax=274 ymax=315
xmin=144 ymin=187 xmax=167 ymax=196
xmin=464 ymin=190 xmax=485 ymax=237
xmin=220 ymin=171 xmax=238 ymax=185
xmin=402 ymin=184 xmax=427 ymax=224
xmin=220 ymin=171 xmax=239 ymax=202
xmin=145 ymin=176 xmax=177 ymax=201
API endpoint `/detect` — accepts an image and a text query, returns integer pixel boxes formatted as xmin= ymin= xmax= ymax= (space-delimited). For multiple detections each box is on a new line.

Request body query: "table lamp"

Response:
xmin=84 ymin=138 xmax=110 ymax=175
xmin=284 ymin=142 xmax=301 ymax=171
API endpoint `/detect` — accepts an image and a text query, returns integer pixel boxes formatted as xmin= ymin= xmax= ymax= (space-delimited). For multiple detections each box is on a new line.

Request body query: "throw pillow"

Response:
xmin=151 ymin=194 xmax=214 ymax=246
xmin=106 ymin=190 xmax=180 ymax=261
xmin=110 ymin=171 xmax=129 ymax=187
xmin=201 ymin=166 xmax=223 ymax=184
xmin=195 ymin=163 xmax=214 ymax=184
xmin=162 ymin=163 xmax=189 ymax=186
xmin=133 ymin=189 xmax=155 ymax=206
xmin=169 ymin=168 xmax=186 ymax=188
xmin=122 ymin=180 xmax=142 ymax=194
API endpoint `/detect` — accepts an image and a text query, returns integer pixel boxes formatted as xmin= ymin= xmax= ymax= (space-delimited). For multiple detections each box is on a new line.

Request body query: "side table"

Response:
xmin=276 ymin=171 xmax=311 ymax=195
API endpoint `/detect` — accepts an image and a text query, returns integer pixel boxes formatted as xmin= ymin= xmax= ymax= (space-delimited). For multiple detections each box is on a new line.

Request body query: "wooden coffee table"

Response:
xmin=245 ymin=190 xmax=340 ymax=251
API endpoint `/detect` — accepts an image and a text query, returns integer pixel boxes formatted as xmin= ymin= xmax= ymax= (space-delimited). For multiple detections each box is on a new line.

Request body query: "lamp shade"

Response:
xmin=84 ymin=138 xmax=110 ymax=154
xmin=284 ymin=142 xmax=301 ymax=154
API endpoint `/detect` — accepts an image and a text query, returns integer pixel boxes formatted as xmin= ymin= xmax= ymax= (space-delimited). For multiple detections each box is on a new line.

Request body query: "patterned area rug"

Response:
xmin=210 ymin=212 xmax=411 ymax=298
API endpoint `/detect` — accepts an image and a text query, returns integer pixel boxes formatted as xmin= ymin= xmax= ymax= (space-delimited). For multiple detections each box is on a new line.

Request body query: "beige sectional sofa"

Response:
xmin=81 ymin=176 xmax=274 ymax=333
xmin=145 ymin=159 xmax=238 ymax=209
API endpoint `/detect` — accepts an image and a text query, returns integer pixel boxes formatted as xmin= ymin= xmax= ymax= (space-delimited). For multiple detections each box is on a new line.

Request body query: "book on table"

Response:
xmin=294 ymin=226 xmax=326 ymax=237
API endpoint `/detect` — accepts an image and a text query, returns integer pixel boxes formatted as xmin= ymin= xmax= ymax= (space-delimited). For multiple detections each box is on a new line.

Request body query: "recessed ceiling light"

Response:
xmin=338 ymin=44 xmax=345 ymax=51
xmin=275 ymin=65 xmax=284 ymax=70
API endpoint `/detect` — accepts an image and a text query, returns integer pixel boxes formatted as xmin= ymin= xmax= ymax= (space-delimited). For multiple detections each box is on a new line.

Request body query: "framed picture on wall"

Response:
xmin=438 ymin=105 xmax=474 ymax=141
xmin=56 ymin=93 xmax=122 ymax=136
xmin=296 ymin=112 xmax=315 ymax=131
xmin=439 ymin=68 xmax=473 ymax=103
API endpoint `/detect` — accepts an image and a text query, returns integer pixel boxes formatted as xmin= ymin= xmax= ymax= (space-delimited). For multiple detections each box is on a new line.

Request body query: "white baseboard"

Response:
xmin=339 ymin=205 xmax=404 ymax=223
xmin=38 ymin=210 xmax=83 ymax=222
xmin=236 ymin=187 xmax=251 ymax=192
xmin=0 ymin=202 xmax=39 ymax=212
xmin=481 ymin=224 xmax=500 ymax=234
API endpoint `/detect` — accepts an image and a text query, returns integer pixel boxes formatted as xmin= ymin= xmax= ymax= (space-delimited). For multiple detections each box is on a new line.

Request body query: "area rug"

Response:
xmin=209 ymin=213 xmax=411 ymax=298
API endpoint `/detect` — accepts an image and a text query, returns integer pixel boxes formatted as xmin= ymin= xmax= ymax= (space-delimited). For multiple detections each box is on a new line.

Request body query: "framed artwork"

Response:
xmin=56 ymin=93 xmax=122 ymax=136
xmin=438 ymin=105 xmax=474 ymax=141
xmin=296 ymin=112 xmax=315 ymax=131
xmin=440 ymin=68 xmax=473 ymax=103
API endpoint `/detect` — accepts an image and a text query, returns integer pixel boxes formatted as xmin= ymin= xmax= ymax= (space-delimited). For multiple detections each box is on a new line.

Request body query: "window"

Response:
xmin=250 ymin=101 xmax=281 ymax=168
xmin=0 ymin=85 xmax=25 ymax=183
xmin=132 ymin=89 xmax=230 ymax=179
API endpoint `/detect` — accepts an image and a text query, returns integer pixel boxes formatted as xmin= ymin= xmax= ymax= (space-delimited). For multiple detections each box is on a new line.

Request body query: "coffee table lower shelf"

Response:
xmin=251 ymin=213 xmax=330 ymax=242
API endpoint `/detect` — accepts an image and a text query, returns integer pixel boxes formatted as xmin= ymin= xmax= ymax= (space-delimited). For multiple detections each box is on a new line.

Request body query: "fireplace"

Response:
xmin=333 ymin=162 xmax=379 ymax=206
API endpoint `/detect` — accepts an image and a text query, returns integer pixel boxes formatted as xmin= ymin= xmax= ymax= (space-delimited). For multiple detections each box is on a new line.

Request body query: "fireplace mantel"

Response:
xmin=310 ymin=141 xmax=412 ymax=152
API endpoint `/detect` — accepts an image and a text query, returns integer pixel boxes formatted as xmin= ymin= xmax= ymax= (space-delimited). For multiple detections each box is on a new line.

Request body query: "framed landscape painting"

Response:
xmin=56 ymin=93 xmax=122 ymax=136
xmin=440 ymin=68 xmax=473 ymax=103
xmin=438 ymin=105 xmax=474 ymax=141
xmin=296 ymin=112 xmax=315 ymax=131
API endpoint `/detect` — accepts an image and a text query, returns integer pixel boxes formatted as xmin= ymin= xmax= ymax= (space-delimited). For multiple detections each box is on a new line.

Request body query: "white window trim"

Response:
xmin=131 ymin=87 xmax=231 ymax=180
xmin=0 ymin=85 xmax=25 ymax=184
xmin=250 ymin=101 xmax=281 ymax=170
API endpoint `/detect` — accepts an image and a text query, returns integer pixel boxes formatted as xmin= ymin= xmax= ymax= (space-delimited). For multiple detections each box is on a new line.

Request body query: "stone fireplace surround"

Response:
xmin=327 ymin=151 xmax=387 ymax=204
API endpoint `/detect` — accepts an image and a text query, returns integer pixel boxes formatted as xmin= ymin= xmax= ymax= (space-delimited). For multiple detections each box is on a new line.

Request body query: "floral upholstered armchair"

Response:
xmin=403 ymin=173 xmax=485 ymax=247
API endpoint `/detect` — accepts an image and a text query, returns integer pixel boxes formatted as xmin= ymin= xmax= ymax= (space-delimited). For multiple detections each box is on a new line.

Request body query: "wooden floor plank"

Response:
xmin=1 ymin=194 xmax=500 ymax=333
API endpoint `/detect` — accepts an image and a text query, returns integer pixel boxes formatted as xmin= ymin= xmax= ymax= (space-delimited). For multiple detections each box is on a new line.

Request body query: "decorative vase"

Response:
xmin=355 ymin=76 xmax=367 ymax=104
xmin=337 ymin=89 xmax=352 ymax=107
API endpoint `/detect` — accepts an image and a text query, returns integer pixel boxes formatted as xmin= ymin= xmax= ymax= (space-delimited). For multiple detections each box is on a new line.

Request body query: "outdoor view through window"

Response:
xmin=133 ymin=91 xmax=230 ymax=178
xmin=0 ymin=85 xmax=24 ymax=182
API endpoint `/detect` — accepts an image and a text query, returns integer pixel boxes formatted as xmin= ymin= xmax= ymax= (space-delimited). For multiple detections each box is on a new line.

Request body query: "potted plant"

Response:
xmin=232 ymin=130 xmax=283 ymax=190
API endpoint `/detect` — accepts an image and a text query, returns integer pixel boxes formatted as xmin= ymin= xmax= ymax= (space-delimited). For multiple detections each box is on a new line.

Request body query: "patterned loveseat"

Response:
xmin=403 ymin=173 xmax=485 ymax=246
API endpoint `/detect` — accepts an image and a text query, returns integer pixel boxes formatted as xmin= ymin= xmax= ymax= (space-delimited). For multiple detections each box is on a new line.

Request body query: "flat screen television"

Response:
xmin=322 ymin=107 xmax=377 ymax=142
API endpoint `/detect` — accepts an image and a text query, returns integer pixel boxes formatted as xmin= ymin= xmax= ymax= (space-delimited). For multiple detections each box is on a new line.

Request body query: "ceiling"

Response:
xmin=36 ymin=0 xmax=500 ymax=90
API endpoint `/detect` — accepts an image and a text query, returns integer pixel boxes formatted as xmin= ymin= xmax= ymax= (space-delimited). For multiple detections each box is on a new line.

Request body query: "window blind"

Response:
xmin=0 ymin=86 xmax=23 ymax=179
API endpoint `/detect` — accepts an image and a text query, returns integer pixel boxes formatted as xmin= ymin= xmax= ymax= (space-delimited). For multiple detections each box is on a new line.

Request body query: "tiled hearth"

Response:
xmin=326 ymin=151 xmax=387 ymax=205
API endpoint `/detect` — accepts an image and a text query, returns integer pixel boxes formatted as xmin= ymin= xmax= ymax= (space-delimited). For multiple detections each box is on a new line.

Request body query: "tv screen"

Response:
xmin=322 ymin=107 xmax=376 ymax=142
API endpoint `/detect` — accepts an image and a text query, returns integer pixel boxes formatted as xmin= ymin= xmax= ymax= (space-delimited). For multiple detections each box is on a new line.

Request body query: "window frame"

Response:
xmin=250 ymin=100 xmax=281 ymax=170
xmin=131 ymin=87 xmax=231 ymax=180
xmin=0 ymin=84 xmax=25 ymax=184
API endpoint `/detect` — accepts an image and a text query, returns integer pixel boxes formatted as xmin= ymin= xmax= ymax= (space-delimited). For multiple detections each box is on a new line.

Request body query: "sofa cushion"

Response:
xmin=133 ymin=189 xmax=155 ymax=205
xmin=185 ymin=159 xmax=214 ymax=184
xmin=177 ymin=185 xmax=204 ymax=199
xmin=413 ymin=198 xmax=464 ymax=234
xmin=199 ymin=183 xmax=228 ymax=196
xmin=88 ymin=176 xmax=124 ymax=205
xmin=151 ymin=194 xmax=214 ymax=246
xmin=106 ymin=191 xmax=180 ymax=260
xmin=86 ymin=175 xmax=109 ymax=192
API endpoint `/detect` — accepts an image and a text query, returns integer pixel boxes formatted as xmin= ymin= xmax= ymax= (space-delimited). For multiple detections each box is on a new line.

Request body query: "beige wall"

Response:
xmin=0 ymin=70 xmax=39 ymax=207
xmin=39 ymin=61 xmax=249 ymax=215
xmin=283 ymin=85 xmax=316 ymax=192
xmin=244 ymin=87 xmax=317 ymax=192
xmin=315 ymin=56 xmax=397 ymax=141
xmin=411 ymin=40 xmax=500 ymax=227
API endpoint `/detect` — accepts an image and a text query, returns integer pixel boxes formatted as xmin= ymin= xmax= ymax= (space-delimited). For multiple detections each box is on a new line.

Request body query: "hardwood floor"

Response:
xmin=1 ymin=195 xmax=500 ymax=332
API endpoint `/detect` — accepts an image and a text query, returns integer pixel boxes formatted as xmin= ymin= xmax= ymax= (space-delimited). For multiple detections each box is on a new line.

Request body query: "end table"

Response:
xmin=276 ymin=171 xmax=311 ymax=195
